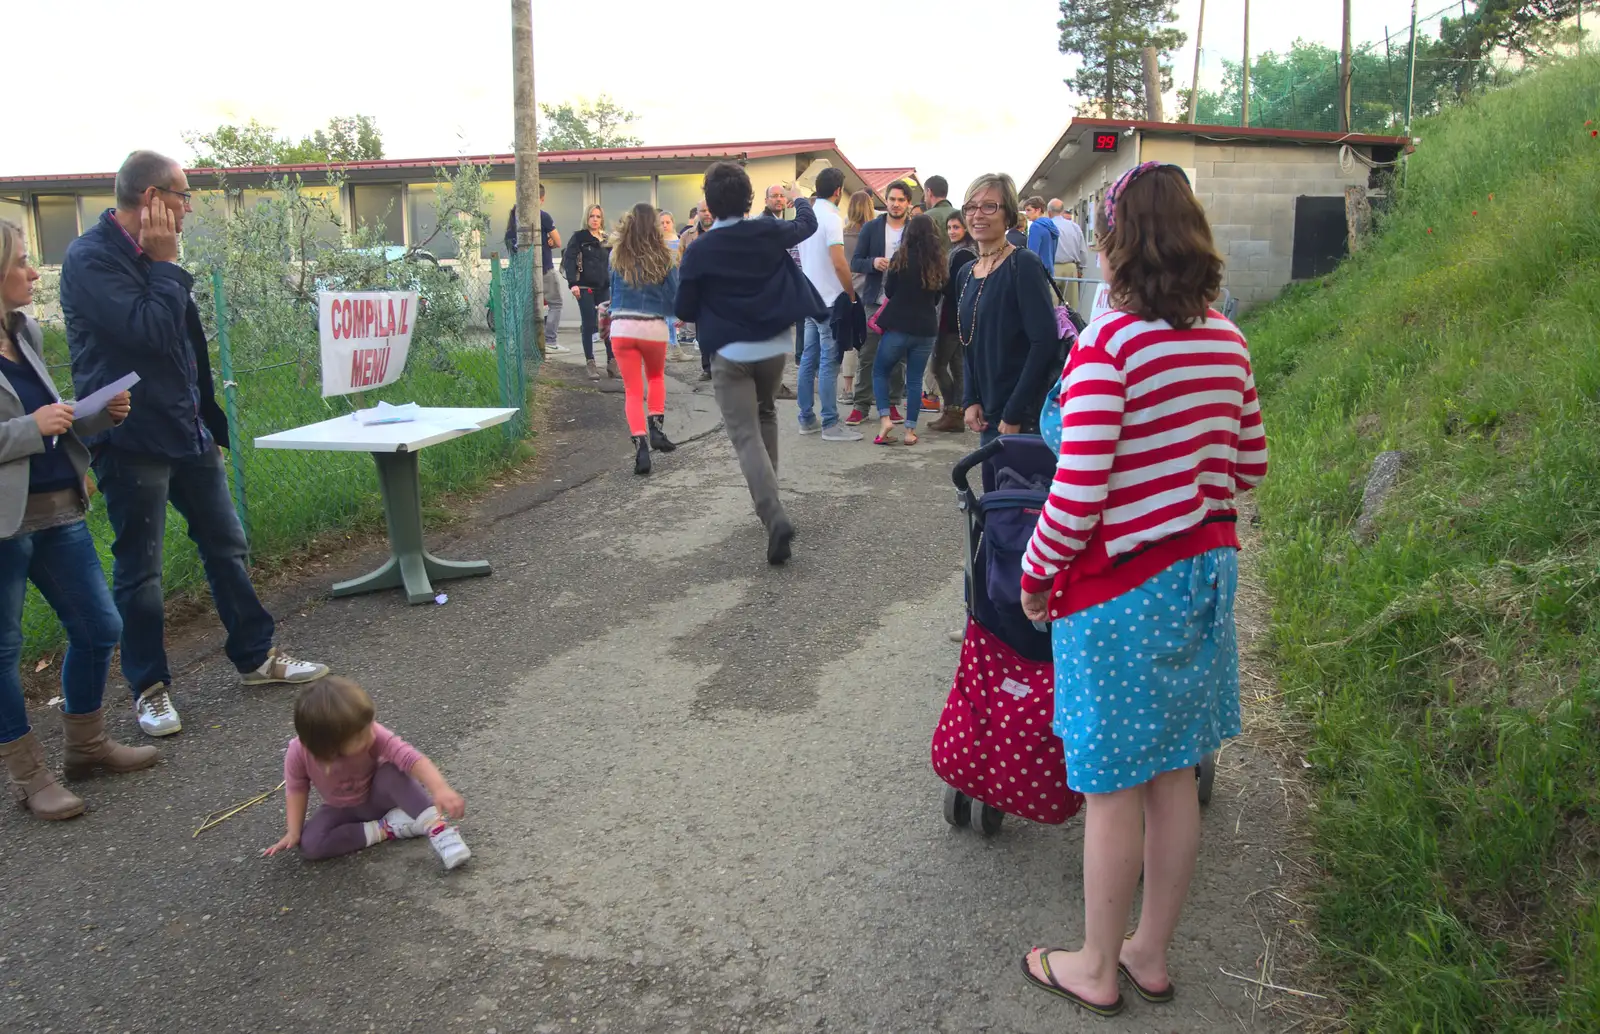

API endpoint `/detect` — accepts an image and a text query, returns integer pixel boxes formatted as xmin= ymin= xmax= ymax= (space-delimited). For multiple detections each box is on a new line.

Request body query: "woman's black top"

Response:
xmin=562 ymin=229 xmax=610 ymax=292
xmin=939 ymin=244 xmax=977 ymax=333
xmin=0 ymin=345 xmax=76 ymax=494
xmin=955 ymin=248 xmax=1063 ymax=427
xmin=879 ymin=268 xmax=941 ymax=337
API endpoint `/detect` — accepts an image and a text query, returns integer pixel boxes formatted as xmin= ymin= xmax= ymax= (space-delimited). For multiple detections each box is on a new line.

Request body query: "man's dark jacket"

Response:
xmin=850 ymin=215 xmax=901 ymax=307
xmin=60 ymin=211 xmax=229 ymax=458
xmin=675 ymin=199 xmax=825 ymax=354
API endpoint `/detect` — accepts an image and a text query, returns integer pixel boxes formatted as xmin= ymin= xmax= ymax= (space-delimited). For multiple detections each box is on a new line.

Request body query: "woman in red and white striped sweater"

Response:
xmin=1016 ymin=163 xmax=1268 ymax=1017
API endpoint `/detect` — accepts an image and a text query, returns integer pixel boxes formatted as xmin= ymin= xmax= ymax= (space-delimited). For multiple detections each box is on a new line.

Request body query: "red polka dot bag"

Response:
xmin=932 ymin=617 xmax=1083 ymax=825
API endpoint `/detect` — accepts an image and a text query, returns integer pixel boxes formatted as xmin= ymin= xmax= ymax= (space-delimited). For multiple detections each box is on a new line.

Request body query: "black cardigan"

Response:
xmin=956 ymin=249 xmax=1063 ymax=426
xmin=675 ymin=200 xmax=826 ymax=354
xmin=879 ymin=268 xmax=941 ymax=337
xmin=561 ymin=229 xmax=610 ymax=291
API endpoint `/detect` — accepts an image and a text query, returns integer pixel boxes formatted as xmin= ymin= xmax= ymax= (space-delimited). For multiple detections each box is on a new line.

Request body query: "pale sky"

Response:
xmin=10 ymin=0 xmax=1423 ymax=196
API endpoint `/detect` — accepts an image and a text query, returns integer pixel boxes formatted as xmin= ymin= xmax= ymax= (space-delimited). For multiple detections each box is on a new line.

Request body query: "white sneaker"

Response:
xmin=544 ymin=341 xmax=568 ymax=354
xmin=821 ymin=424 xmax=864 ymax=442
xmin=382 ymin=806 xmax=439 ymax=840
xmin=429 ymin=825 xmax=472 ymax=870
xmin=240 ymin=648 xmax=330 ymax=686
xmin=134 ymin=684 xmax=182 ymax=738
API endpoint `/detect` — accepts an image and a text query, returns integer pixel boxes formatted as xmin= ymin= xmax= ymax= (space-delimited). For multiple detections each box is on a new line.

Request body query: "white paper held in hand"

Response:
xmin=73 ymin=372 xmax=141 ymax=421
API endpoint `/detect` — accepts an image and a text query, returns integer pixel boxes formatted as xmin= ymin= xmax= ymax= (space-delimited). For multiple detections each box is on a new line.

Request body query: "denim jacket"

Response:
xmin=608 ymin=266 xmax=680 ymax=319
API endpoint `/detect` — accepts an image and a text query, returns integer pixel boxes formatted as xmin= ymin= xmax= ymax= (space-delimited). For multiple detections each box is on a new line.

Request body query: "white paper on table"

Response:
xmin=421 ymin=418 xmax=487 ymax=434
xmin=73 ymin=372 xmax=140 ymax=420
xmin=352 ymin=401 xmax=421 ymax=426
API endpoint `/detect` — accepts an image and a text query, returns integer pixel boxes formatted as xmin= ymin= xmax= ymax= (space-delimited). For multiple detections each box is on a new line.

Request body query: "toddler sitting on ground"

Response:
xmin=264 ymin=677 xmax=470 ymax=870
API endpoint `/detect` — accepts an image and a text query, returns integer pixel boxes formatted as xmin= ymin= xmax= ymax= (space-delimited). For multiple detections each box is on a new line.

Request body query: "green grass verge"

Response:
xmin=23 ymin=326 xmax=531 ymax=660
xmin=1242 ymin=55 xmax=1600 ymax=1030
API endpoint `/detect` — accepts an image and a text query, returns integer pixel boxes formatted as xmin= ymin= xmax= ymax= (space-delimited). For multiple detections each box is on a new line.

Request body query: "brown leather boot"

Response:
xmin=1 ymin=732 xmax=84 ymax=820
xmin=928 ymin=406 xmax=965 ymax=433
xmin=62 ymin=708 xmax=159 ymax=780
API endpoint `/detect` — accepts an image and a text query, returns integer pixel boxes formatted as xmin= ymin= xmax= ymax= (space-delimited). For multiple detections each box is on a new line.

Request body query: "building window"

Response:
xmin=351 ymin=184 xmax=403 ymax=245
xmin=597 ymin=176 xmax=652 ymax=227
xmin=33 ymin=195 xmax=81 ymax=265
xmin=656 ymin=175 xmax=702 ymax=233
xmin=541 ymin=178 xmax=585 ymax=258
xmin=406 ymin=185 xmax=459 ymax=260
xmin=77 ymin=195 xmax=115 ymax=232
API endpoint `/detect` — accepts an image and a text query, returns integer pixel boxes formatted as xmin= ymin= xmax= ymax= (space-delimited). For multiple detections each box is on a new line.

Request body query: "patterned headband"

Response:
xmin=1103 ymin=161 xmax=1189 ymax=233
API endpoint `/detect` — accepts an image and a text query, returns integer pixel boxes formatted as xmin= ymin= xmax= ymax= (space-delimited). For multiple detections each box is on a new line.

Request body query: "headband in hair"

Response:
xmin=1103 ymin=162 xmax=1189 ymax=233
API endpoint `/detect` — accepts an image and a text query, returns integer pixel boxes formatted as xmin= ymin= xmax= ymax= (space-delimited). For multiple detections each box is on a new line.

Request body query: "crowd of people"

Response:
xmin=3 ymin=148 xmax=1267 ymax=1013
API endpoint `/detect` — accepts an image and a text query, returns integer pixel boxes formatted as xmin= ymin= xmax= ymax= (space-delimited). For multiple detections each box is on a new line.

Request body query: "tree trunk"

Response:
xmin=1105 ymin=0 xmax=1120 ymax=118
xmin=1242 ymin=0 xmax=1252 ymax=127
xmin=1188 ymin=0 xmax=1207 ymax=124
xmin=1142 ymin=47 xmax=1164 ymax=121
xmin=511 ymin=0 xmax=544 ymax=357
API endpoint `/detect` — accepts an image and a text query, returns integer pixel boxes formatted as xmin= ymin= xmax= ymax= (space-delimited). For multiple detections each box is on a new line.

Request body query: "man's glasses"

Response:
xmin=962 ymin=201 xmax=1002 ymax=217
xmin=156 ymin=186 xmax=193 ymax=202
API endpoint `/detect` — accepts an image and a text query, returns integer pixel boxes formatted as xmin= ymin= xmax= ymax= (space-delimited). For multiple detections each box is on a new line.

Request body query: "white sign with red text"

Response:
xmin=318 ymin=291 xmax=418 ymax=397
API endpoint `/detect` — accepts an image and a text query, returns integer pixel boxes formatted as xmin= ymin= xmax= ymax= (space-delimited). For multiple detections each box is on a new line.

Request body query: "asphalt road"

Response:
xmin=2 ymin=340 xmax=1296 ymax=1033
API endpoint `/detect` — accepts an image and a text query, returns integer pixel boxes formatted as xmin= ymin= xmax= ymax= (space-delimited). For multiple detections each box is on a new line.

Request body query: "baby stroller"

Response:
xmin=932 ymin=436 xmax=1217 ymax=837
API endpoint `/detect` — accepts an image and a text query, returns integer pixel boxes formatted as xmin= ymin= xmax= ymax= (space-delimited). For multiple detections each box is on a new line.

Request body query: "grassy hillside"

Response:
xmin=1242 ymin=55 xmax=1600 ymax=1030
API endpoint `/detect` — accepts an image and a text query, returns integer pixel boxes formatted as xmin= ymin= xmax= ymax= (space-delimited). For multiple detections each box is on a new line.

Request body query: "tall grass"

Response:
xmin=1243 ymin=55 xmax=1600 ymax=1030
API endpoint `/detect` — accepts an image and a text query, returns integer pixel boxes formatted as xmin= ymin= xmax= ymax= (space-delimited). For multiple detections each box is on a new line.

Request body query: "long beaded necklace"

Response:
xmin=958 ymin=244 xmax=1013 ymax=348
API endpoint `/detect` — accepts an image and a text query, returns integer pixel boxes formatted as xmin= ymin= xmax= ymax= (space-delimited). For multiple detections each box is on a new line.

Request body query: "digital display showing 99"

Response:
xmin=1092 ymin=132 xmax=1120 ymax=153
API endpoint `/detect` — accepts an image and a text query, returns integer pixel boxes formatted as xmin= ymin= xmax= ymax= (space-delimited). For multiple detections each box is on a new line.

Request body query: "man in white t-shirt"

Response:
xmin=794 ymin=167 xmax=862 ymax=441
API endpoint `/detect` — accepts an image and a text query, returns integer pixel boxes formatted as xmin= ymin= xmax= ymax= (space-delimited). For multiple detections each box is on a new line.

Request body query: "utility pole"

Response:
xmin=1241 ymin=0 xmax=1252 ymax=127
xmin=511 ymin=0 xmax=544 ymax=358
xmin=1188 ymin=0 xmax=1207 ymax=124
xmin=1403 ymin=0 xmax=1420 ymax=137
xmin=1340 ymin=0 xmax=1353 ymax=132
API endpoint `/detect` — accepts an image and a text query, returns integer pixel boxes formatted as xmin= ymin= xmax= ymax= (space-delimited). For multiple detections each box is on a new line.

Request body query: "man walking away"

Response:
xmin=502 ymin=182 xmax=566 ymax=353
xmin=1024 ymin=196 xmax=1060 ymax=277
xmin=1048 ymin=198 xmax=1088 ymax=310
xmin=60 ymin=151 xmax=329 ymax=739
xmin=794 ymin=168 xmax=862 ymax=442
xmin=676 ymin=164 xmax=824 ymax=565
xmin=846 ymin=179 xmax=913 ymax=426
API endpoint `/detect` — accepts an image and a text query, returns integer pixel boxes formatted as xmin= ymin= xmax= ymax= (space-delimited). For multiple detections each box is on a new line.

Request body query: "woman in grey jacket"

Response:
xmin=0 ymin=220 xmax=155 ymax=820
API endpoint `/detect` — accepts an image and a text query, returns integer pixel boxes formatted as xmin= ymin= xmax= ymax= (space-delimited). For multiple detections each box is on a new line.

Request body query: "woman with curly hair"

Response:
xmin=607 ymin=202 xmax=680 ymax=475
xmin=871 ymin=213 xmax=947 ymax=446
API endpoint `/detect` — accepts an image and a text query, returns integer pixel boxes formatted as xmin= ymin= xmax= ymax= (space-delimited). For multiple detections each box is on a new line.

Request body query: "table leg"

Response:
xmin=331 ymin=450 xmax=492 ymax=604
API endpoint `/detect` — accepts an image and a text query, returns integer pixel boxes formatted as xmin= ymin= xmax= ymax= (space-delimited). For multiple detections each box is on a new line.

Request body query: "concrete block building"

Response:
xmin=1021 ymin=119 xmax=1411 ymax=312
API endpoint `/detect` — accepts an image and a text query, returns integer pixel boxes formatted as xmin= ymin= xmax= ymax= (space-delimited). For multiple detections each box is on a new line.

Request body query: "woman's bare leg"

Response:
xmin=1121 ymin=765 xmax=1202 ymax=992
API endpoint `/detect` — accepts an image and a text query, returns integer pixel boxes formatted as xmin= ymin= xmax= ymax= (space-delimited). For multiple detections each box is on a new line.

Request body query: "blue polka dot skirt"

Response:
xmin=1050 ymin=548 xmax=1242 ymax=794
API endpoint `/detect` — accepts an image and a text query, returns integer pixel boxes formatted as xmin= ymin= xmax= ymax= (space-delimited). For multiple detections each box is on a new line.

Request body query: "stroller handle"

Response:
xmin=950 ymin=436 xmax=1007 ymax=493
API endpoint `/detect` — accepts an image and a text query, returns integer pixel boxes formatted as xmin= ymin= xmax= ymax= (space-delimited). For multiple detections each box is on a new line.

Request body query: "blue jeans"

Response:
xmin=797 ymin=317 xmax=842 ymax=427
xmin=93 ymin=447 xmax=275 ymax=697
xmin=874 ymin=331 xmax=936 ymax=428
xmin=0 ymin=520 xmax=123 ymax=742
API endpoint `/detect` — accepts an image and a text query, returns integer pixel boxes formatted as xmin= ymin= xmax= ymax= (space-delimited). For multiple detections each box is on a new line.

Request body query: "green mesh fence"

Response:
xmin=21 ymin=257 xmax=537 ymax=661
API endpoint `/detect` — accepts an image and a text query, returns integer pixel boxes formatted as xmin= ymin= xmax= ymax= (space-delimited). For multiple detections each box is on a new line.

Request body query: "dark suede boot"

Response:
xmin=648 ymin=414 xmax=677 ymax=453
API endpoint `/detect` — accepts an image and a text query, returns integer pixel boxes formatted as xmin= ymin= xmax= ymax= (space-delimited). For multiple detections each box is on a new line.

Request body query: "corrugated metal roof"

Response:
xmin=857 ymin=167 xmax=918 ymax=194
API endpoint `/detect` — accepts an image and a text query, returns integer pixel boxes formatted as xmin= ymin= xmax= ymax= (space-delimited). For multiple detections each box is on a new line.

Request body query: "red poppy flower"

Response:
xmin=1472 ymin=210 xmax=1478 ymax=216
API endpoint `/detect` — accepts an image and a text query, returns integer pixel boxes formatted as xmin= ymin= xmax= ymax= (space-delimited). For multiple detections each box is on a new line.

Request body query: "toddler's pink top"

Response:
xmin=284 ymin=722 xmax=422 ymax=807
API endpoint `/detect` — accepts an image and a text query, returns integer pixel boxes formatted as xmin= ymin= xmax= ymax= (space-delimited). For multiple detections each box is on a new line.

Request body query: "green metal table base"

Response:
xmin=332 ymin=450 xmax=491 ymax=604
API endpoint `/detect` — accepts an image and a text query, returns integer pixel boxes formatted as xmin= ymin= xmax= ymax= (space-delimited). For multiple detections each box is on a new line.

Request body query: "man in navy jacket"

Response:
xmin=845 ymin=179 xmax=911 ymax=424
xmin=676 ymin=162 xmax=823 ymax=565
xmin=61 ymin=150 xmax=328 ymax=740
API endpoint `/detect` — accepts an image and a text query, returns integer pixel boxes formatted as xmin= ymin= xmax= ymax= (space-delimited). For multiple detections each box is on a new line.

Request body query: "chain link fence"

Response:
xmin=21 ymin=231 xmax=541 ymax=662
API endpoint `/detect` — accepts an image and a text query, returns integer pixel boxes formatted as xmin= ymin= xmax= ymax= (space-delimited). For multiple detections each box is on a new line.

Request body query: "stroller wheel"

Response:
xmin=1196 ymin=752 xmax=1217 ymax=805
xmin=943 ymin=786 xmax=972 ymax=828
xmin=976 ymin=803 xmax=1005 ymax=837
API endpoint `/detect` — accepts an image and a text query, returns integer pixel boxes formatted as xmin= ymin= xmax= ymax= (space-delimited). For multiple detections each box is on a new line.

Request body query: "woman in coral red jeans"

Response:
xmin=607 ymin=202 xmax=680 ymax=476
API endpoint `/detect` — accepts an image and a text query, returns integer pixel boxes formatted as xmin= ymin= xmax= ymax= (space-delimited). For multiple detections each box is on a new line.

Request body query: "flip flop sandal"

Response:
xmin=1020 ymin=948 xmax=1127 ymax=1018
xmin=1118 ymin=962 xmax=1176 ymax=1003
xmin=903 ymin=433 xmax=919 ymax=446
xmin=874 ymin=433 xmax=900 ymax=446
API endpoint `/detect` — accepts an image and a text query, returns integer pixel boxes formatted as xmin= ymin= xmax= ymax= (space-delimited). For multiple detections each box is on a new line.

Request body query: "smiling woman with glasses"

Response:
xmin=950 ymin=172 xmax=1063 ymax=445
